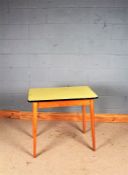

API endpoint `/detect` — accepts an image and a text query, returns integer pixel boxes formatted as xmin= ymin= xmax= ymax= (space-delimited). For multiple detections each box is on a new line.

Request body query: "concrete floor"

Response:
xmin=0 ymin=118 xmax=128 ymax=175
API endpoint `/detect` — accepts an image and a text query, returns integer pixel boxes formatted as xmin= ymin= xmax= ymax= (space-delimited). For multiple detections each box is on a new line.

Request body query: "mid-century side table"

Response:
xmin=28 ymin=86 xmax=98 ymax=158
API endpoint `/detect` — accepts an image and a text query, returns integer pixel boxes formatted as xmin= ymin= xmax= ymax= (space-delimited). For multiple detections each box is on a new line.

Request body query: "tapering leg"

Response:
xmin=90 ymin=100 xmax=96 ymax=151
xmin=32 ymin=102 xmax=38 ymax=158
xmin=82 ymin=105 xmax=86 ymax=133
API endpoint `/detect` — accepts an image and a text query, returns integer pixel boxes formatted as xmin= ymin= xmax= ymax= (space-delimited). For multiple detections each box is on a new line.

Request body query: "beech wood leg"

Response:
xmin=90 ymin=100 xmax=96 ymax=151
xmin=82 ymin=105 xmax=86 ymax=133
xmin=32 ymin=102 xmax=38 ymax=158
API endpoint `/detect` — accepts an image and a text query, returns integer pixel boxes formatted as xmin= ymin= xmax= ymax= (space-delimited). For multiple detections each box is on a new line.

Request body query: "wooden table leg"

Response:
xmin=90 ymin=100 xmax=96 ymax=151
xmin=82 ymin=105 xmax=86 ymax=133
xmin=32 ymin=102 xmax=38 ymax=158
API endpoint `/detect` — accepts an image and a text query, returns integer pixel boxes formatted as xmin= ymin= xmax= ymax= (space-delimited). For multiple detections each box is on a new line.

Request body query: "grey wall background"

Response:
xmin=0 ymin=0 xmax=128 ymax=113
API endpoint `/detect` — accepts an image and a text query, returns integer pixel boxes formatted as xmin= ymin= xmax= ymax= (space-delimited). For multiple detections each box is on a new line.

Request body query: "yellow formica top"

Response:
xmin=28 ymin=86 xmax=98 ymax=102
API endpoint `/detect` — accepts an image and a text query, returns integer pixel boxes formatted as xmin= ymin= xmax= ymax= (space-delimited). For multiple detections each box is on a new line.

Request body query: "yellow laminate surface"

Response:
xmin=28 ymin=86 xmax=98 ymax=102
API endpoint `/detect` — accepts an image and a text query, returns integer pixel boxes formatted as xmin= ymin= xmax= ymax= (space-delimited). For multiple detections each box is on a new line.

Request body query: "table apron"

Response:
xmin=37 ymin=99 xmax=92 ymax=109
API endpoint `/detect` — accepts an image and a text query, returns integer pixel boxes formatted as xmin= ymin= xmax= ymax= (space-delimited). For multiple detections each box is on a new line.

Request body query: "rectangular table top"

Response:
xmin=28 ymin=86 xmax=98 ymax=102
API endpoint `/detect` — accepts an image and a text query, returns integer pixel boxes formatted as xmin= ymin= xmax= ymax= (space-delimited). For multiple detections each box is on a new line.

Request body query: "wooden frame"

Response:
xmin=32 ymin=99 xmax=96 ymax=158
